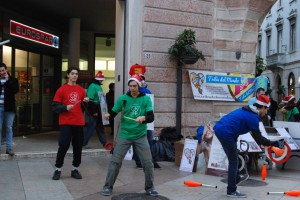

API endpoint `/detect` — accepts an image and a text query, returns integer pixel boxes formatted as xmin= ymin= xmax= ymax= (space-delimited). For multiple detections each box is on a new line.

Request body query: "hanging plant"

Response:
xmin=168 ymin=29 xmax=205 ymax=64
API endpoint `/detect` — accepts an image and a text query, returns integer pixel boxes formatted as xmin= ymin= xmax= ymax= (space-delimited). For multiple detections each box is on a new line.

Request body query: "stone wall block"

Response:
xmin=154 ymin=98 xmax=176 ymax=112
xmin=148 ymin=82 xmax=177 ymax=97
xmin=143 ymin=37 xmax=212 ymax=57
xmin=143 ymin=22 xmax=213 ymax=43
xmin=145 ymin=0 xmax=214 ymax=16
xmin=182 ymin=113 xmax=212 ymax=126
xmin=145 ymin=67 xmax=177 ymax=82
xmin=182 ymin=98 xmax=213 ymax=113
xmin=154 ymin=113 xmax=176 ymax=127
xmin=144 ymin=8 xmax=213 ymax=28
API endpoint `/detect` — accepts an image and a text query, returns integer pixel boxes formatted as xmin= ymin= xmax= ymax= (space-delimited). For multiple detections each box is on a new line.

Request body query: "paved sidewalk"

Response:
xmin=0 ymin=132 xmax=300 ymax=200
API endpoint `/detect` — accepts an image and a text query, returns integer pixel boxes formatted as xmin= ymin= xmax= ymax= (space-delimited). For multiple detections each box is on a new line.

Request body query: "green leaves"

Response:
xmin=168 ymin=29 xmax=205 ymax=62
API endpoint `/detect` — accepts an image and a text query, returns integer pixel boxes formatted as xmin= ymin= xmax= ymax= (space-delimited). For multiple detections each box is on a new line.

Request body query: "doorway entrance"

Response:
xmin=2 ymin=45 xmax=55 ymax=135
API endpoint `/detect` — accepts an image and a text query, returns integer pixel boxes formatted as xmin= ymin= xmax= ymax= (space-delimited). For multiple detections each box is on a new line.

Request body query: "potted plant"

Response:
xmin=168 ymin=29 xmax=205 ymax=64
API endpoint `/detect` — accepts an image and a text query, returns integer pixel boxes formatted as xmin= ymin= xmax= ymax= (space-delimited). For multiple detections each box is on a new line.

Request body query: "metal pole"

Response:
xmin=176 ymin=62 xmax=183 ymax=135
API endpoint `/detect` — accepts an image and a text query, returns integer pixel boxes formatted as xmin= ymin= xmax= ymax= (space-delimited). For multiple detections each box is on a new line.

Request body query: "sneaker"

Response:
xmin=136 ymin=163 xmax=143 ymax=170
xmin=6 ymin=149 xmax=15 ymax=156
xmin=154 ymin=163 xmax=161 ymax=169
xmin=227 ymin=190 xmax=246 ymax=198
xmin=146 ymin=188 xmax=159 ymax=197
xmin=52 ymin=170 xmax=61 ymax=180
xmin=102 ymin=187 xmax=112 ymax=196
xmin=71 ymin=169 xmax=82 ymax=179
xmin=237 ymin=174 xmax=249 ymax=185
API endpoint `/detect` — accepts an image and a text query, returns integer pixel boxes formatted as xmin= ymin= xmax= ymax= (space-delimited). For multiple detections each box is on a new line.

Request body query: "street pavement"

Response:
xmin=0 ymin=131 xmax=300 ymax=200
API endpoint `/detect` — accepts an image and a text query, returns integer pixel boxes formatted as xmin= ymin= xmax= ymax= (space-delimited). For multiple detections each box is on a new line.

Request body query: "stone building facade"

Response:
xmin=115 ymin=0 xmax=276 ymax=136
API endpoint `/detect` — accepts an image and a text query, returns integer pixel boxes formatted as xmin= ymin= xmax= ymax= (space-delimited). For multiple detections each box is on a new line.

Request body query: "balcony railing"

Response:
xmin=266 ymin=53 xmax=286 ymax=70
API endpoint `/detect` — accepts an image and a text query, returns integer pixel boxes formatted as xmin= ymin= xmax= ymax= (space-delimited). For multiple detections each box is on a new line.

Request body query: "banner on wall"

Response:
xmin=188 ymin=70 xmax=255 ymax=102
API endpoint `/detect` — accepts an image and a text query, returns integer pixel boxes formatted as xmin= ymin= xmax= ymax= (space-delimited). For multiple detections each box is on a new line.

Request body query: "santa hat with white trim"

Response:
xmin=282 ymin=95 xmax=295 ymax=103
xmin=255 ymin=94 xmax=270 ymax=107
xmin=128 ymin=74 xmax=142 ymax=87
xmin=95 ymin=71 xmax=105 ymax=80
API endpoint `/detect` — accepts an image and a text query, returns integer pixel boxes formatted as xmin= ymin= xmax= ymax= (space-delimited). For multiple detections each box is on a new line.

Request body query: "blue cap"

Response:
xmin=196 ymin=125 xmax=205 ymax=144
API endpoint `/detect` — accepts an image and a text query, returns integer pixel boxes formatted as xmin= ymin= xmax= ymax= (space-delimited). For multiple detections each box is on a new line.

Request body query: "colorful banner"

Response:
xmin=189 ymin=70 xmax=255 ymax=102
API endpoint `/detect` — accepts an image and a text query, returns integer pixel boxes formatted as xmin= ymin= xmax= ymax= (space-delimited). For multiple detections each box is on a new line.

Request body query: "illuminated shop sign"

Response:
xmin=10 ymin=20 xmax=59 ymax=48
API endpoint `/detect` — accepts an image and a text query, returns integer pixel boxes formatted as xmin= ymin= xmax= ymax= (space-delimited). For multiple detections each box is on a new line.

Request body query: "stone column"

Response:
xmin=68 ymin=18 xmax=80 ymax=68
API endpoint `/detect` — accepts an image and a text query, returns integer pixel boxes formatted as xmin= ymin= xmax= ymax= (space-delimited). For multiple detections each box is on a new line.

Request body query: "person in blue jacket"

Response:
xmin=213 ymin=94 xmax=285 ymax=198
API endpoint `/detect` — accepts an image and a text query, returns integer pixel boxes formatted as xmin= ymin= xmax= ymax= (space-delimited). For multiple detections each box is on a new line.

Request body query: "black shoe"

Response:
xmin=52 ymin=170 xmax=61 ymax=180
xmin=102 ymin=187 xmax=112 ymax=196
xmin=154 ymin=163 xmax=161 ymax=169
xmin=227 ymin=190 xmax=246 ymax=198
xmin=146 ymin=188 xmax=159 ymax=197
xmin=6 ymin=149 xmax=15 ymax=156
xmin=71 ymin=169 xmax=82 ymax=179
xmin=237 ymin=174 xmax=249 ymax=185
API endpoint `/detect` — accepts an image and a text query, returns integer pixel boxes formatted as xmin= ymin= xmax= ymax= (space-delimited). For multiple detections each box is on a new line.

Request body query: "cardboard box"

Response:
xmin=174 ymin=140 xmax=185 ymax=166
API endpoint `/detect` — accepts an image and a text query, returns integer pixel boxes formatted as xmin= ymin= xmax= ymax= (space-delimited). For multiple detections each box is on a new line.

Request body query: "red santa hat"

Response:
xmin=255 ymin=94 xmax=270 ymax=107
xmin=95 ymin=71 xmax=105 ymax=80
xmin=282 ymin=95 xmax=295 ymax=103
xmin=129 ymin=64 xmax=146 ymax=77
xmin=128 ymin=74 xmax=143 ymax=87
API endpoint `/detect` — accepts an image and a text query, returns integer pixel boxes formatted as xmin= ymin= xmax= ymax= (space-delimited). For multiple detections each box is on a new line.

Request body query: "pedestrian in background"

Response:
xmin=106 ymin=82 xmax=115 ymax=135
xmin=52 ymin=67 xmax=89 ymax=180
xmin=101 ymin=74 xmax=158 ymax=197
xmin=0 ymin=62 xmax=19 ymax=156
xmin=83 ymin=71 xmax=107 ymax=148
xmin=279 ymin=95 xmax=300 ymax=122
xmin=213 ymin=95 xmax=285 ymax=198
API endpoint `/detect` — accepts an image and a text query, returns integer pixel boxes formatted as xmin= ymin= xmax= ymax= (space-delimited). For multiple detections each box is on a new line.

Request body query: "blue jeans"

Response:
xmin=83 ymin=115 xmax=106 ymax=146
xmin=215 ymin=133 xmax=239 ymax=194
xmin=0 ymin=106 xmax=15 ymax=150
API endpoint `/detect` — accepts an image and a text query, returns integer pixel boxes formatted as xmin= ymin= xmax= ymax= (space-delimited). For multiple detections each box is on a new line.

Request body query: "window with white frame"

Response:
xmin=258 ymin=35 xmax=262 ymax=56
xmin=277 ymin=25 xmax=283 ymax=53
xmin=266 ymin=31 xmax=271 ymax=56
xmin=289 ymin=18 xmax=296 ymax=51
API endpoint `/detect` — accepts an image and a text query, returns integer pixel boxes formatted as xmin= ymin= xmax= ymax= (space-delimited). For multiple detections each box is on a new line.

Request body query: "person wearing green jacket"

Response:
xmin=83 ymin=71 xmax=107 ymax=148
xmin=101 ymin=74 xmax=158 ymax=197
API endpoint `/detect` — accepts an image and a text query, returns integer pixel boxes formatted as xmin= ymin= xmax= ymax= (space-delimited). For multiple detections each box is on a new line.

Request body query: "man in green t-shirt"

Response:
xmin=101 ymin=74 xmax=158 ymax=197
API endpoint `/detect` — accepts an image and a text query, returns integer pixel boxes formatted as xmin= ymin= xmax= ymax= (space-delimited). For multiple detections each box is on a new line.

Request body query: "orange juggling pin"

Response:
xmin=184 ymin=180 xmax=217 ymax=188
xmin=268 ymin=190 xmax=300 ymax=196
xmin=261 ymin=164 xmax=267 ymax=180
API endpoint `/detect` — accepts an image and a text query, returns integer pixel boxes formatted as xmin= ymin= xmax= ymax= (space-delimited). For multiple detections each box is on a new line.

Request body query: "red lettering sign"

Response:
xmin=10 ymin=20 xmax=59 ymax=48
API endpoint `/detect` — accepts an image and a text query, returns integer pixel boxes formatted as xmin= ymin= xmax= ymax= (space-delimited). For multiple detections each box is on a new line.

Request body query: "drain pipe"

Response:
xmin=176 ymin=62 xmax=183 ymax=135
